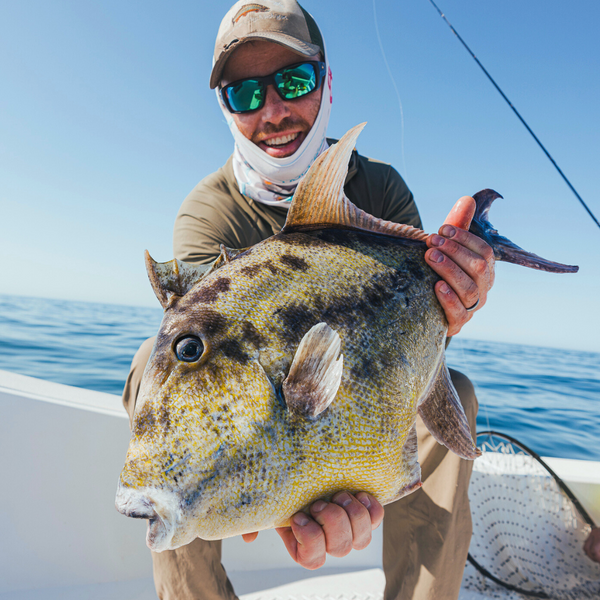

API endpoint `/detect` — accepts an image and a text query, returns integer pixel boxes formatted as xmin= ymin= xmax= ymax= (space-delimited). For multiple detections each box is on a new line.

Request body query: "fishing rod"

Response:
xmin=427 ymin=0 xmax=600 ymax=231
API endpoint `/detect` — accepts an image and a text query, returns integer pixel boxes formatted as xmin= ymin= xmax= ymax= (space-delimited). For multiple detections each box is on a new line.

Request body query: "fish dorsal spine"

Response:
xmin=283 ymin=123 xmax=428 ymax=242
xmin=145 ymin=251 xmax=216 ymax=309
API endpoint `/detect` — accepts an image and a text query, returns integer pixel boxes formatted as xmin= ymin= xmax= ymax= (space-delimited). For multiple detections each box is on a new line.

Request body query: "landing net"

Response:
xmin=462 ymin=431 xmax=600 ymax=599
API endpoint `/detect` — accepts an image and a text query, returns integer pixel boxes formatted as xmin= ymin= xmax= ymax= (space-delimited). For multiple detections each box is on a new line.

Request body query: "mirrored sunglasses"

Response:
xmin=220 ymin=61 xmax=326 ymax=114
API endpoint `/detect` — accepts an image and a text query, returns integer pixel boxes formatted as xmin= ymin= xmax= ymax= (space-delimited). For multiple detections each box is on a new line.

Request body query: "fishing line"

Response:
xmin=372 ymin=0 xmax=408 ymax=179
xmin=426 ymin=0 xmax=600 ymax=231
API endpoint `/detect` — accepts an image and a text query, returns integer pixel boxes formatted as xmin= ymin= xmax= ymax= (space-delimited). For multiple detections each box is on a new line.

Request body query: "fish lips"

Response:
xmin=115 ymin=483 xmax=180 ymax=552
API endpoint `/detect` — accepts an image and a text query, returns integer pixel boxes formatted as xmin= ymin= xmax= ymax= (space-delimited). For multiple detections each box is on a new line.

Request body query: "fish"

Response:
xmin=115 ymin=123 xmax=578 ymax=552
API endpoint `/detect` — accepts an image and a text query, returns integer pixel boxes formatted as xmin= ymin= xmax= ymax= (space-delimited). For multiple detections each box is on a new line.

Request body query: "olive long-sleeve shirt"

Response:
xmin=173 ymin=145 xmax=422 ymax=264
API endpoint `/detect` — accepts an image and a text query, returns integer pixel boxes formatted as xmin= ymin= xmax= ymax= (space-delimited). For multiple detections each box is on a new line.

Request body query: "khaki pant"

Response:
xmin=122 ymin=338 xmax=478 ymax=600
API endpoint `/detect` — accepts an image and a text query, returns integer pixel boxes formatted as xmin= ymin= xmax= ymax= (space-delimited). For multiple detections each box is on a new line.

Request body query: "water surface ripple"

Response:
xmin=1 ymin=294 xmax=598 ymax=460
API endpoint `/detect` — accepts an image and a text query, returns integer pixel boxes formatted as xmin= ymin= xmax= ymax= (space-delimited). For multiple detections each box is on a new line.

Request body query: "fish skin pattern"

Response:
xmin=119 ymin=227 xmax=445 ymax=547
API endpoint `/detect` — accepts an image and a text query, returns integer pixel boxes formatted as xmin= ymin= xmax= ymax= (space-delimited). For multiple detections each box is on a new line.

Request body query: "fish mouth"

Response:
xmin=115 ymin=483 xmax=179 ymax=552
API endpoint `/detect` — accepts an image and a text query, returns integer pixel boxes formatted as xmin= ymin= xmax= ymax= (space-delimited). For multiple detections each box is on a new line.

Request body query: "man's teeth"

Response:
xmin=264 ymin=133 xmax=299 ymax=146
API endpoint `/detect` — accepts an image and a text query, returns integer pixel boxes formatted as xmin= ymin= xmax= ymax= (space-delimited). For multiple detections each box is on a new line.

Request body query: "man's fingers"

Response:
xmin=426 ymin=237 xmax=491 ymax=305
xmin=434 ymin=225 xmax=495 ymax=268
xmin=276 ymin=526 xmax=298 ymax=559
xmin=242 ymin=531 xmax=258 ymax=543
xmin=277 ymin=492 xmax=384 ymax=569
xmin=443 ymin=196 xmax=476 ymax=230
xmin=584 ymin=528 xmax=600 ymax=563
xmin=309 ymin=500 xmax=353 ymax=557
xmin=434 ymin=280 xmax=472 ymax=336
xmin=355 ymin=492 xmax=385 ymax=531
xmin=331 ymin=492 xmax=372 ymax=550
xmin=425 ymin=247 xmax=480 ymax=310
xmin=289 ymin=511 xmax=327 ymax=569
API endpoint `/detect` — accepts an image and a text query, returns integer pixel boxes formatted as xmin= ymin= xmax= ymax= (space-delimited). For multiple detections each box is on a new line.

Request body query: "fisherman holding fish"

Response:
xmin=122 ymin=1 xmax=497 ymax=598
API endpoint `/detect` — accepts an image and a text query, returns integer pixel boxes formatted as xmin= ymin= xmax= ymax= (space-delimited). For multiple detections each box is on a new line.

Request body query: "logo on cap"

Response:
xmin=232 ymin=4 xmax=270 ymax=24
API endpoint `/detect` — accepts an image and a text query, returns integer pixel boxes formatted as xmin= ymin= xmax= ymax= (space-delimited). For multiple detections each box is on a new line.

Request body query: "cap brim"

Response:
xmin=210 ymin=32 xmax=322 ymax=89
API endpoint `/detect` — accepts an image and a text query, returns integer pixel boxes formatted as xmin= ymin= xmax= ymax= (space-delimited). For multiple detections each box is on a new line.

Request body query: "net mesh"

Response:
xmin=462 ymin=432 xmax=600 ymax=599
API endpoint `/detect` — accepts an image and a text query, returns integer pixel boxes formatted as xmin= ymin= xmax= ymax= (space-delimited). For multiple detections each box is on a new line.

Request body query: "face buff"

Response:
xmin=217 ymin=45 xmax=332 ymax=207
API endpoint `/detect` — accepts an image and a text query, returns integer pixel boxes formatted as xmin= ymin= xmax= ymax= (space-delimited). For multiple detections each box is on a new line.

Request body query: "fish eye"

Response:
xmin=175 ymin=336 xmax=204 ymax=362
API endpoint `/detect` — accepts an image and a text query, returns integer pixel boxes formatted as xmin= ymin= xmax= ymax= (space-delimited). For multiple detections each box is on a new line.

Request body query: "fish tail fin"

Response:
xmin=470 ymin=189 xmax=578 ymax=273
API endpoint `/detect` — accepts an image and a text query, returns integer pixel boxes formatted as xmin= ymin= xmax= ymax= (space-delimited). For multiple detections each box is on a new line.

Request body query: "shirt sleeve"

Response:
xmin=381 ymin=165 xmax=423 ymax=229
xmin=173 ymin=164 xmax=284 ymax=264
xmin=174 ymin=190 xmax=234 ymax=264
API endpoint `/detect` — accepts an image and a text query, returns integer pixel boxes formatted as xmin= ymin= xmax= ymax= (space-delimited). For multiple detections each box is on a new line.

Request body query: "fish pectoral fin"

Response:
xmin=145 ymin=251 xmax=219 ymax=309
xmin=418 ymin=360 xmax=480 ymax=460
xmin=282 ymin=323 xmax=343 ymax=419
xmin=282 ymin=123 xmax=427 ymax=242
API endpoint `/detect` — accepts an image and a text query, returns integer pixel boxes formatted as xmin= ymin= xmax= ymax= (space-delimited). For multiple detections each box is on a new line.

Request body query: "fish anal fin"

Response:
xmin=282 ymin=323 xmax=343 ymax=419
xmin=145 ymin=251 xmax=217 ymax=309
xmin=386 ymin=424 xmax=422 ymax=504
xmin=282 ymin=123 xmax=428 ymax=243
xmin=418 ymin=360 xmax=480 ymax=460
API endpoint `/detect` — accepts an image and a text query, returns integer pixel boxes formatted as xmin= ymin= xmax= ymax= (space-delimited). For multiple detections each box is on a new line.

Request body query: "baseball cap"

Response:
xmin=210 ymin=0 xmax=324 ymax=89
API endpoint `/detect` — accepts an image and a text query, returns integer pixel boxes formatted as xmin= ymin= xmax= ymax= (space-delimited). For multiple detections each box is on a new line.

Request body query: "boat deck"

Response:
xmin=1 ymin=370 xmax=598 ymax=600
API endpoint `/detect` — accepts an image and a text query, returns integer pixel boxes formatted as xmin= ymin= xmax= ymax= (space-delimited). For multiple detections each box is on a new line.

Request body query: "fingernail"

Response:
xmin=357 ymin=494 xmax=371 ymax=509
xmin=430 ymin=250 xmax=444 ymax=263
xmin=312 ymin=500 xmax=327 ymax=513
xmin=293 ymin=513 xmax=309 ymax=526
xmin=439 ymin=283 xmax=450 ymax=294
xmin=440 ymin=225 xmax=456 ymax=238
xmin=430 ymin=235 xmax=445 ymax=247
xmin=333 ymin=493 xmax=352 ymax=508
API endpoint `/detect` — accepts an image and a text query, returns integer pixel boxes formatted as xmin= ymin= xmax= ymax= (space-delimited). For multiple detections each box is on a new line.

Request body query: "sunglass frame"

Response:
xmin=220 ymin=61 xmax=326 ymax=114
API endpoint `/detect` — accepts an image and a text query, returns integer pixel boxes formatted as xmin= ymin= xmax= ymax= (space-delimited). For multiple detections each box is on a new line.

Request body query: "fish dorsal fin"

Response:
xmin=282 ymin=123 xmax=428 ymax=242
xmin=282 ymin=323 xmax=344 ymax=419
xmin=417 ymin=358 xmax=480 ymax=460
xmin=145 ymin=251 xmax=218 ymax=309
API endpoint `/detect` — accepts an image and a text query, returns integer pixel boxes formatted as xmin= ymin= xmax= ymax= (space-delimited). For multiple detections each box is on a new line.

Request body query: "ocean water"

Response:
xmin=0 ymin=293 xmax=598 ymax=461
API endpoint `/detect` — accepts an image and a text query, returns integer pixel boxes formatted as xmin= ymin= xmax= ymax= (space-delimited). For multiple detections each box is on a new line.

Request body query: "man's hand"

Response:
xmin=242 ymin=491 xmax=384 ymax=570
xmin=584 ymin=528 xmax=600 ymax=563
xmin=425 ymin=196 xmax=495 ymax=336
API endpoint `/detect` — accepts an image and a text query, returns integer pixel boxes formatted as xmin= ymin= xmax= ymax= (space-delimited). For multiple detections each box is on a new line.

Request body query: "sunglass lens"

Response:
xmin=226 ymin=79 xmax=264 ymax=112
xmin=275 ymin=63 xmax=317 ymax=100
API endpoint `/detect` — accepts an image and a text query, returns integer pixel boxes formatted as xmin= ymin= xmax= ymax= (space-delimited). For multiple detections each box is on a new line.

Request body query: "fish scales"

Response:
xmin=116 ymin=123 xmax=578 ymax=551
xmin=122 ymin=231 xmax=440 ymax=542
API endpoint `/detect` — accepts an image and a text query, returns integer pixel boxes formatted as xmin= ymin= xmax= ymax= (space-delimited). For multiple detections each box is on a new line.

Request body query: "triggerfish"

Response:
xmin=115 ymin=123 xmax=577 ymax=551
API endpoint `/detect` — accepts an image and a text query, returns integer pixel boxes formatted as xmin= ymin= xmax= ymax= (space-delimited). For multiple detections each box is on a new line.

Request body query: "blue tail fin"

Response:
xmin=469 ymin=190 xmax=578 ymax=273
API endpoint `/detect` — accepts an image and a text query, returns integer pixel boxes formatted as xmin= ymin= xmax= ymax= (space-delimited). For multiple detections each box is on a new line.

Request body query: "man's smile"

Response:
xmin=263 ymin=132 xmax=299 ymax=146
xmin=257 ymin=130 xmax=304 ymax=157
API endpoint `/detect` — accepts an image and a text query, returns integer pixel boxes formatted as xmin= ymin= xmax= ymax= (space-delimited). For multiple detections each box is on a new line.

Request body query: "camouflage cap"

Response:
xmin=210 ymin=0 xmax=324 ymax=89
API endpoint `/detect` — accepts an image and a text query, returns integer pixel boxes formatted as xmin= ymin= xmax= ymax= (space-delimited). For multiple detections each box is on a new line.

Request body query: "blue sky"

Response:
xmin=1 ymin=0 xmax=598 ymax=352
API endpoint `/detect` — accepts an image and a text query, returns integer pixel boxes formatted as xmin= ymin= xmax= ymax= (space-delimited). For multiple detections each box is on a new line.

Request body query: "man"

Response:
xmin=122 ymin=1 xmax=495 ymax=598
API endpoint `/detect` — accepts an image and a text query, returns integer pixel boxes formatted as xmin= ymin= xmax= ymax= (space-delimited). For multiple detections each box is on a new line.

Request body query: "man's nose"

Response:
xmin=261 ymin=84 xmax=291 ymax=124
